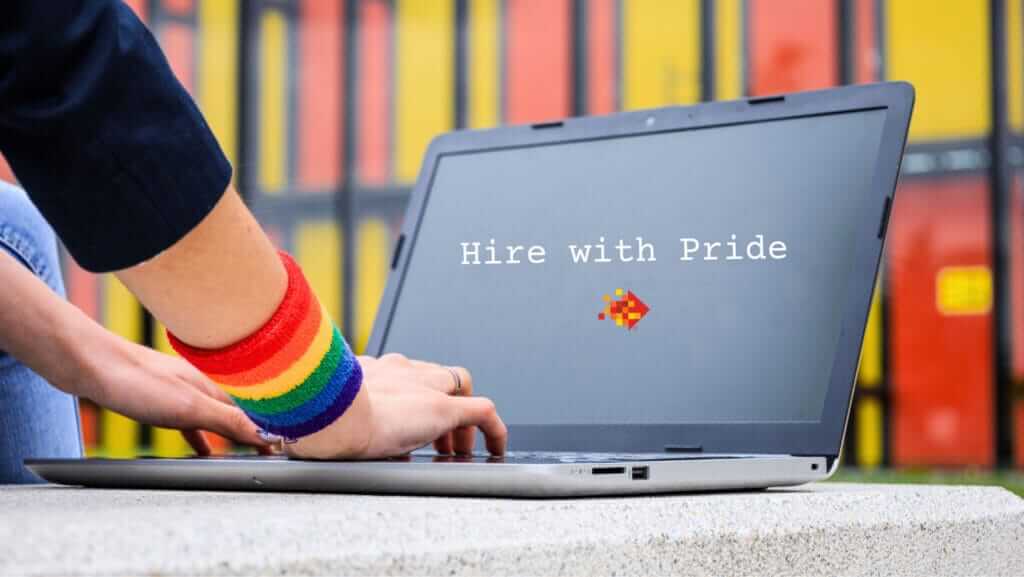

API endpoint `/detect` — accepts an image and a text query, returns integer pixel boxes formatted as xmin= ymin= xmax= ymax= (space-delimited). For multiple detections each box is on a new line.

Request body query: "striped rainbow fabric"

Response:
xmin=168 ymin=252 xmax=362 ymax=440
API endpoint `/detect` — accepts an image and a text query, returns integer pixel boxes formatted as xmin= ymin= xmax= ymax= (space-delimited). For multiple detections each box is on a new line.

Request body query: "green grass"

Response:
xmin=830 ymin=468 xmax=1024 ymax=498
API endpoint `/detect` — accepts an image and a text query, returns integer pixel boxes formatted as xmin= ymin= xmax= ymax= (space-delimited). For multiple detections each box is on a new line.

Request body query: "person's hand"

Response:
xmin=73 ymin=335 xmax=272 ymax=456
xmin=285 ymin=353 xmax=507 ymax=460
xmin=0 ymin=249 xmax=271 ymax=456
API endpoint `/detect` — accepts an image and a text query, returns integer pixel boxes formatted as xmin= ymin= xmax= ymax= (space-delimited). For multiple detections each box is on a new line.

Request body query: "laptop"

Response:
xmin=28 ymin=82 xmax=914 ymax=497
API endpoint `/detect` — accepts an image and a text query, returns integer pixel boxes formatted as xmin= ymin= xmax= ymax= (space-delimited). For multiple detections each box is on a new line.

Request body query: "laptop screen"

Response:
xmin=381 ymin=109 xmax=888 ymax=426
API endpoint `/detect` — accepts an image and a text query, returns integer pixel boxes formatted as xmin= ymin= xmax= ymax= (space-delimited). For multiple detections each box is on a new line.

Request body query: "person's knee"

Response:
xmin=0 ymin=180 xmax=65 ymax=295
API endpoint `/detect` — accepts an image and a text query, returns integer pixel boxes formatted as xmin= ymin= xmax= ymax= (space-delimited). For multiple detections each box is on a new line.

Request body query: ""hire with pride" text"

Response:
xmin=459 ymin=235 xmax=788 ymax=265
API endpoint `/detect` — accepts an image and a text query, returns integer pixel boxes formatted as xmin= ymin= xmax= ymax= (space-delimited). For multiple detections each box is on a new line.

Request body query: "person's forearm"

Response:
xmin=0 ymin=247 xmax=278 ymax=451
xmin=116 ymin=185 xmax=285 ymax=349
xmin=116 ymin=184 xmax=373 ymax=456
xmin=0 ymin=251 xmax=116 ymax=396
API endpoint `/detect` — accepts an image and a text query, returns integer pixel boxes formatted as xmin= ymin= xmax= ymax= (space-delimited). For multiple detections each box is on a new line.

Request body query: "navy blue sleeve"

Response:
xmin=0 ymin=1 xmax=231 ymax=272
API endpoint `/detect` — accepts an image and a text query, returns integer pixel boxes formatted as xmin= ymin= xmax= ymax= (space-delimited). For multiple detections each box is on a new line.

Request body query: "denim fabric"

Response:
xmin=0 ymin=180 xmax=83 ymax=484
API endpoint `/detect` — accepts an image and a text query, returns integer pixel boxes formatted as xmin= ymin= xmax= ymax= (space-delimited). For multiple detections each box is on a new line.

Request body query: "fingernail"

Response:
xmin=257 ymin=428 xmax=283 ymax=444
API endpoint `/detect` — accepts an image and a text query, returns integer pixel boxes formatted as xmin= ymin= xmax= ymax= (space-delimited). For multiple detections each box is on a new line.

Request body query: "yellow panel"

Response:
xmin=468 ymin=0 xmax=500 ymax=128
xmin=259 ymin=9 xmax=288 ymax=193
xmin=623 ymin=0 xmax=701 ymax=109
xmin=395 ymin=0 xmax=455 ymax=182
xmin=355 ymin=220 xmax=390 ymax=353
xmin=100 ymin=411 xmax=138 ymax=458
xmin=858 ymin=281 xmax=883 ymax=387
xmin=886 ymin=0 xmax=990 ymax=140
xmin=199 ymin=0 xmax=239 ymax=169
xmin=935 ymin=265 xmax=992 ymax=316
xmin=1010 ymin=0 xmax=1024 ymax=132
xmin=714 ymin=0 xmax=742 ymax=100
xmin=855 ymin=397 xmax=884 ymax=469
xmin=296 ymin=221 xmax=343 ymax=325
xmin=856 ymin=279 xmax=884 ymax=469
xmin=102 ymin=276 xmax=141 ymax=458
xmin=103 ymin=276 xmax=141 ymax=342
xmin=151 ymin=320 xmax=174 ymax=355
xmin=152 ymin=428 xmax=191 ymax=457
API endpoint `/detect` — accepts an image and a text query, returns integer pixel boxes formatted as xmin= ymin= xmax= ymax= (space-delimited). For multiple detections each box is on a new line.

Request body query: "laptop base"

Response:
xmin=27 ymin=454 xmax=828 ymax=497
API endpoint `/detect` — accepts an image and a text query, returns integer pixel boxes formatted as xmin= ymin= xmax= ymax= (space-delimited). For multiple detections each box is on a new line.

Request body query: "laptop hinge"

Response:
xmin=664 ymin=445 xmax=703 ymax=453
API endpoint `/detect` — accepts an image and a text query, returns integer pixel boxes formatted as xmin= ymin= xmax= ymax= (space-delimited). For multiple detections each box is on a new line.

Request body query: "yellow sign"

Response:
xmin=935 ymin=266 xmax=992 ymax=316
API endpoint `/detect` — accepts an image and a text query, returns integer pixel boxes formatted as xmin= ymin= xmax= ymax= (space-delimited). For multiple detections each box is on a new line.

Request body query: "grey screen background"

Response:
xmin=382 ymin=110 xmax=887 ymax=425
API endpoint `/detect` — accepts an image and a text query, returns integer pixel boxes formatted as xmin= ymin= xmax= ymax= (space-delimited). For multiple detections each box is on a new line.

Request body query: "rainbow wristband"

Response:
xmin=168 ymin=251 xmax=362 ymax=441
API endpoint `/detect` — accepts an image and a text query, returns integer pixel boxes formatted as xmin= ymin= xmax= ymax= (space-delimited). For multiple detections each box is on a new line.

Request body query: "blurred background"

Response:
xmin=0 ymin=0 xmax=1021 ymax=476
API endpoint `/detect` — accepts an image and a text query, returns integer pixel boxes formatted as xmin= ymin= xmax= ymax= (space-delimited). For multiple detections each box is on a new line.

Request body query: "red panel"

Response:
xmin=298 ymin=0 xmax=344 ymax=190
xmin=206 ymin=433 xmax=232 ymax=454
xmin=505 ymin=0 xmax=572 ymax=123
xmin=1013 ymin=176 xmax=1024 ymax=468
xmin=161 ymin=23 xmax=194 ymax=93
xmin=123 ymin=0 xmax=148 ymax=21
xmin=357 ymin=0 xmax=391 ymax=184
xmin=748 ymin=0 xmax=838 ymax=95
xmin=80 ymin=401 xmax=98 ymax=450
xmin=888 ymin=177 xmax=994 ymax=466
xmin=586 ymin=0 xmax=616 ymax=115
xmin=163 ymin=0 xmax=194 ymax=16
xmin=1013 ymin=176 xmax=1024 ymax=381
xmin=0 ymin=154 xmax=14 ymax=184
xmin=853 ymin=0 xmax=878 ymax=83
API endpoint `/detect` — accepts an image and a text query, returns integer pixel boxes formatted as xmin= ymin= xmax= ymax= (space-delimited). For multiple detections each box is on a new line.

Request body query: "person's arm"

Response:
xmin=118 ymin=185 xmax=507 ymax=459
xmin=0 ymin=0 xmax=506 ymax=459
xmin=0 ymin=250 xmax=268 ymax=454
xmin=0 ymin=0 xmax=229 ymax=272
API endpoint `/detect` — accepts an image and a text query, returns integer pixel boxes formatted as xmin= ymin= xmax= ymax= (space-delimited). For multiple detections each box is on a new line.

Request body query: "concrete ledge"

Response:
xmin=1 ymin=483 xmax=1022 ymax=576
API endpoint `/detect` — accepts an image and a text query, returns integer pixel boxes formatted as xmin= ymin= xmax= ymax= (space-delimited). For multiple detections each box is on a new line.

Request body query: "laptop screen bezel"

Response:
xmin=366 ymin=82 xmax=914 ymax=460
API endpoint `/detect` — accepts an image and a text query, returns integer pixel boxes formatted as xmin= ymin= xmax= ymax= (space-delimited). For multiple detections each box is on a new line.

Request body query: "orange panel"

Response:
xmin=163 ymin=0 xmax=194 ymax=16
xmin=748 ymin=0 xmax=838 ymax=95
xmin=357 ymin=0 xmax=391 ymax=184
xmin=204 ymin=433 xmax=232 ymax=454
xmin=1013 ymin=175 xmax=1024 ymax=381
xmin=161 ymin=23 xmax=194 ymax=93
xmin=79 ymin=401 xmax=98 ymax=451
xmin=298 ymin=0 xmax=343 ymax=189
xmin=888 ymin=177 xmax=994 ymax=466
xmin=0 ymin=153 xmax=14 ymax=184
xmin=587 ymin=0 xmax=616 ymax=115
xmin=505 ymin=0 xmax=572 ymax=123
xmin=854 ymin=0 xmax=878 ymax=83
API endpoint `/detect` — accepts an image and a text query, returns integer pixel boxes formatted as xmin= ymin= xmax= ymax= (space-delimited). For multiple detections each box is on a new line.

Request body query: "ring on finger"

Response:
xmin=445 ymin=366 xmax=463 ymax=395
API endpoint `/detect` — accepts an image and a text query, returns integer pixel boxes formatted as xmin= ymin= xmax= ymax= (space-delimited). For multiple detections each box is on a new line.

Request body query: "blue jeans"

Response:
xmin=0 ymin=181 xmax=83 ymax=484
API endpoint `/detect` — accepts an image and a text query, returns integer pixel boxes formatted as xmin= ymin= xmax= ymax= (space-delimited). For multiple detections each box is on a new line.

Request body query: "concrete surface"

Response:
xmin=0 ymin=482 xmax=1021 ymax=576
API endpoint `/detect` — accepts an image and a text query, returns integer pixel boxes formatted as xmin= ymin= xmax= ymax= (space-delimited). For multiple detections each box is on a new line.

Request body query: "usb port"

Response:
xmin=631 ymin=466 xmax=649 ymax=480
xmin=591 ymin=466 xmax=626 ymax=476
